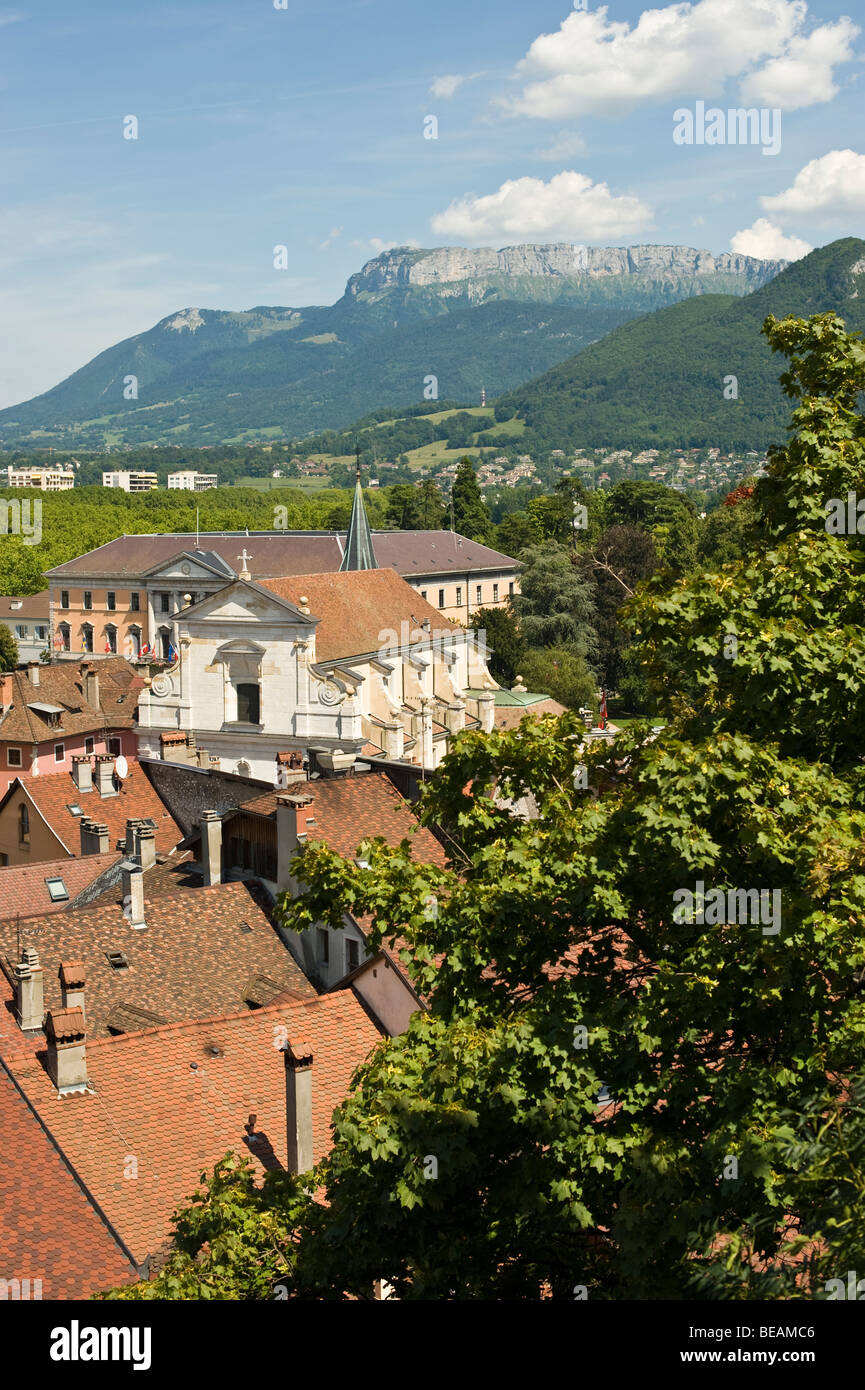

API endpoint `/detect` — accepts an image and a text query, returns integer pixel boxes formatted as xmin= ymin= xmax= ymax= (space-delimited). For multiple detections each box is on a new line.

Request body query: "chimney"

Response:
xmin=0 ymin=672 xmax=12 ymax=713
xmin=59 ymin=960 xmax=86 ymax=1013
xmin=71 ymin=755 xmax=93 ymax=793
xmin=276 ymin=792 xmax=314 ymax=894
xmin=124 ymin=817 xmax=141 ymax=856
xmin=283 ymin=1035 xmax=314 ymax=1174
xmin=201 ymin=810 xmax=222 ymax=886
xmin=45 ymin=1007 xmax=88 ymax=1095
xmin=82 ymin=662 xmax=99 ymax=710
xmin=80 ymin=819 xmax=109 ymax=855
xmin=121 ymin=860 xmax=146 ymax=929
xmin=94 ymin=755 xmax=116 ymax=798
xmin=137 ymin=823 xmax=156 ymax=871
xmin=27 ymin=660 xmax=40 ymax=688
xmin=14 ymin=946 xmax=43 ymax=1032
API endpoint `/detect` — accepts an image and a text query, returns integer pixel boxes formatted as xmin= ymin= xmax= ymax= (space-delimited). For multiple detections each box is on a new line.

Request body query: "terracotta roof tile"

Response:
xmin=0 ymin=879 xmax=316 ymax=1047
xmin=4 ymin=992 xmax=382 ymax=1269
xmin=1 ymin=761 xmax=182 ymax=859
xmin=0 ymin=657 xmax=141 ymax=744
xmin=0 ymin=852 xmax=121 ymax=919
xmin=0 ymin=1066 xmax=136 ymax=1298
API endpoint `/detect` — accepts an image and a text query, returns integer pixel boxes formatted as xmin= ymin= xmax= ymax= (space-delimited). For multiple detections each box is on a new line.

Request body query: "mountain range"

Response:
xmin=0 ymin=244 xmax=783 ymax=449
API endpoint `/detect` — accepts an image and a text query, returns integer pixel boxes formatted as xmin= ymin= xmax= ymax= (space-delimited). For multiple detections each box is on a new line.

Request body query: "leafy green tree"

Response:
xmin=492 ymin=511 xmax=542 ymax=557
xmin=697 ymin=483 xmax=761 ymax=567
xmin=605 ymin=479 xmax=699 ymax=572
xmin=518 ymin=644 xmax=596 ymax=709
xmin=0 ymin=624 xmax=18 ymax=671
xmin=414 ymin=480 xmax=447 ymax=530
xmin=512 ymin=541 xmax=597 ymax=659
xmin=470 ymin=606 xmax=525 ymax=686
xmin=578 ymin=524 xmax=657 ymax=693
xmin=451 ymin=458 xmax=492 ymax=542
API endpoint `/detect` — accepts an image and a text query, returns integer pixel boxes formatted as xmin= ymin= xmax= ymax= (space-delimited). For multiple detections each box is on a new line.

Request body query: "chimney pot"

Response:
xmin=14 ymin=947 xmax=44 ymax=1032
xmin=94 ymin=755 xmax=116 ymax=798
xmin=82 ymin=663 xmax=100 ymax=711
xmin=45 ymin=1007 xmax=88 ymax=1095
xmin=137 ymin=824 xmax=156 ymax=871
xmin=59 ymin=960 xmax=86 ymax=1013
xmin=283 ymin=1036 xmax=314 ymax=1174
xmin=71 ymin=755 xmax=93 ymax=794
xmin=27 ymin=660 xmax=40 ymax=687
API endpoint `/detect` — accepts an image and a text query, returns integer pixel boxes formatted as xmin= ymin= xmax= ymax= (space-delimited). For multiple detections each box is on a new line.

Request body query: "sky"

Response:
xmin=0 ymin=0 xmax=862 ymax=407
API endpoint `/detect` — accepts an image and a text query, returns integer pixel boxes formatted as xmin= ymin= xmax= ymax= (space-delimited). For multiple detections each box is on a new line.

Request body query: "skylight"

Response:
xmin=45 ymin=877 xmax=69 ymax=902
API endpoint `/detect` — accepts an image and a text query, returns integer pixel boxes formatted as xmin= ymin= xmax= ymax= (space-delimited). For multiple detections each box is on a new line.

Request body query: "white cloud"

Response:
xmin=730 ymin=217 xmax=811 ymax=260
xmin=430 ymin=72 xmax=483 ymax=98
xmin=537 ymin=131 xmax=587 ymax=161
xmin=319 ymin=225 xmax=343 ymax=249
xmin=431 ymin=171 xmax=652 ymax=243
xmin=740 ymin=18 xmax=859 ymax=108
xmin=503 ymin=0 xmax=857 ymax=119
xmin=761 ymin=149 xmax=865 ymax=219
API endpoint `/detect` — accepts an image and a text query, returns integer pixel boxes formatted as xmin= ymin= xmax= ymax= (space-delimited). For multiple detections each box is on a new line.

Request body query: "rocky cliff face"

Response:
xmin=346 ymin=243 xmax=785 ymax=297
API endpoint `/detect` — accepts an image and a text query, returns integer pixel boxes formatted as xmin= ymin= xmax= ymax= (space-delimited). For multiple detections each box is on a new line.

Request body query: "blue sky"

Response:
xmin=0 ymin=0 xmax=862 ymax=406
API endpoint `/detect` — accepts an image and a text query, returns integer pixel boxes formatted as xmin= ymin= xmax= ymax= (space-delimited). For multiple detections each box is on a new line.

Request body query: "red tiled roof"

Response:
xmin=0 ymin=879 xmax=317 ymax=1046
xmin=238 ymin=770 xmax=448 ymax=867
xmin=0 ymin=590 xmax=50 ymax=622
xmin=0 ymin=656 xmax=142 ymax=744
xmin=4 ymin=992 xmax=383 ymax=1269
xmin=0 ymin=852 xmax=121 ymax=920
xmin=1 ymin=761 xmax=182 ymax=859
xmin=259 ymin=569 xmax=452 ymax=662
xmin=0 ymin=1065 xmax=136 ymax=1298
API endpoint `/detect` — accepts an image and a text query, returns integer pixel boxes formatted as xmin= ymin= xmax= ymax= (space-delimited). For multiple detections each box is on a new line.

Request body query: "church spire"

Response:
xmin=339 ymin=445 xmax=377 ymax=571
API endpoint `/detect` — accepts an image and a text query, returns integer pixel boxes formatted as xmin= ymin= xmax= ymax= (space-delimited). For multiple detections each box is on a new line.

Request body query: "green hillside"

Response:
xmin=493 ymin=239 xmax=865 ymax=451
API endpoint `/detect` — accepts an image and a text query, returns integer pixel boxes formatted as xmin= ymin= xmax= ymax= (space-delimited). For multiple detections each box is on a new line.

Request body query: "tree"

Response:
xmin=469 ymin=606 xmax=525 ymax=686
xmin=451 ymin=458 xmax=492 ymax=542
xmin=415 ymin=480 xmax=447 ymax=530
xmin=578 ymin=524 xmax=658 ymax=695
xmin=492 ymin=511 xmax=542 ymax=558
xmin=512 ymin=541 xmax=597 ymax=659
xmin=101 ymin=311 xmax=865 ymax=1302
xmin=518 ymin=644 xmax=596 ymax=709
xmin=0 ymin=624 xmax=18 ymax=672
xmin=604 ymin=479 xmax=699 ymax=572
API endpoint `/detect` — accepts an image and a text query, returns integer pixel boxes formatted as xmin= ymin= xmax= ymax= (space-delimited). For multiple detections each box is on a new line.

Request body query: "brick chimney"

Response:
xmin=45 ymin=1007 xmax=88 ymax=1095
xmin=14 ymin=946 xmax=43 ymax=1032
xmin=71 ymin=756 xmax=93 ymax=793
xmin=201 ymin=810 xmax=222 ymax=886
xmin=0 ymin=672 xmax=11 ymax=712
xmin=121 ymin=860 xmax=146 ymax=929
xmin=59 ymin=960 xmax=86 ymax=1013
xmin=27 ymin=660 xmax=40 ymax=688
xmin=137 ymin=823 xmax=156 ymax=872
xmin=82 ymin=662 xmax=99 ymax=710
xmin=80 ymin=819 xmax=110 ymax=855
xmin=283 ymin=1035 xmax=314 ymax=1174
xmin=276 ymin=792 xmax=314 ymax=894
xmin=94 ymin=755 xmax=116 ymax=798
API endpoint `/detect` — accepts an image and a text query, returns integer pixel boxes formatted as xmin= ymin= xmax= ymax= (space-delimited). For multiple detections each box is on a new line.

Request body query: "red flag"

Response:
xmin=599 ymin=689 xmax=607 ymax=729
xmin=104 ymin=640 xmax=112 ymax=653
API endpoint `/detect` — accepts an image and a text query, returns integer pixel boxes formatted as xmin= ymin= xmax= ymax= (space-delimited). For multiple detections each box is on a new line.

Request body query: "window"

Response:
xmin=129 ymin=625 xmax=141 ymax=657
xmin=159 ymin=592 xmax=170 ymax=614
xmin=18 ymin=803 xmax=29 ymax=844
xmin=493 ymin=583 xmax=499 ymax=602
xmin=108 ymin=737 xmax=121 ymax=757
xmin=83 ymin=591 xmax=92 ymax=610
xmin=158 ymin=627 xmax=171 ymax=660
xmin=346 ymin=938 xmax=360 ymax=972
xmin=7 ymin=748 xmax=21 ymax=768
xmin=45 ymin=877 xmax=69 ymax=902
xmin=438 ymin=588 xmax=445 ymax=608
xmin=236 ymin=683 xmax=261 ymax=724
xmin=81 ymin=623 xmax=93 ymax=653
xmin=105 ymin=624 xmax=117 ymax=654
xmin=455 ymin=586 xmax=462 ymax=607
xmin=509 ymin=581 xmax=515 ymax=597
xmin=36 ymin=625 xmax=47 ymax=641
xmin=0 ymin=853 xmax=7 ymax=867
xmin=59 ymin=623 xmax=70 ymax=651
xmin=60 ymin=590 xmax=69 ymax=610
xmin=54 ymin=743 xmax=65 ymax=763
xmin=15 ymin=625 xmax=26 ymax=639
xmin=476 ymin=584 xmax=482 ymax=605
xmin=84 ymin=737 xmax=94 ymax=755
xmin=316 ymin=928 xmax=329 ymax=964
xmin=107 ymin=591 xmax=116 ymax=611
xmin=421 ymin=590 xmax=428 ymax=600
xmin=130 ymin=592 xmax=140 ymax=613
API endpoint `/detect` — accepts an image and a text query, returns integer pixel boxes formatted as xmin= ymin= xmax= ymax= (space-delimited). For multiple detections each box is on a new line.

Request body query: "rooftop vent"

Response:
xmin=105 ymin=950 xmax=129 ymax=971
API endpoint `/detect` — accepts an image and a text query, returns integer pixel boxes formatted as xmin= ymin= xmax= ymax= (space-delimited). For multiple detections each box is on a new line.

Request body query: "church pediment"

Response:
xmin=178 ymin=580 xmax=317 ymax=630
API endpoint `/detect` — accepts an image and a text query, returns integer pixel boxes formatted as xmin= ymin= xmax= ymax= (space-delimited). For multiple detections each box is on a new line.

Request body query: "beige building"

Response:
xmin=101 ymin=471 xmax=158 ymax=492
xmin=167 ymin=471 xmax=218 ymax=491
xmin=6 ymin=464 xmax=75 ymax=490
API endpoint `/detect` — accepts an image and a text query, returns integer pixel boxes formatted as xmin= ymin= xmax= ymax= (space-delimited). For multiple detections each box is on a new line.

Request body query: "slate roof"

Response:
xmin=259 ymin=569 xmax=450 ymax=662
xmin=3 ymin=993 xmax=383 ymax=1268
xmin=0 ymin=852 xmax=121 ymax=921
xmin=237 ymin=770 xmax=448 ymax=867
xmin=0 ymin=1066 xmax=137 ymax=1298
xmin=0 ymin=761 xmax=182 ymax=859
xmin=46 ymin=531 xmax=518 ymax=581
xmin=0 ymin=656 xmax=142 ymax=744
xmin=0 ymin=879 xmax=316 ymax=1044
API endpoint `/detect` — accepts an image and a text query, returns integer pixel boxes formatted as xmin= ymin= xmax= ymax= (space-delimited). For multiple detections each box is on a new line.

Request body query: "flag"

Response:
xmin=104 ymin=640 xmax=112 ymax=653
xmin=599 ymin=689 xmax=607 ymax=729
xmin=140 ymin=643 xmax=150 ymax=657
xmin=167 ymin=643 xmax=178 ymax=664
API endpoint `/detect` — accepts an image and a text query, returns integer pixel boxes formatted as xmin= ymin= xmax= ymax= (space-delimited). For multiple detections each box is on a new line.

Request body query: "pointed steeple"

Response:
xmin=339 ymin=445 xmax=377 ymax=571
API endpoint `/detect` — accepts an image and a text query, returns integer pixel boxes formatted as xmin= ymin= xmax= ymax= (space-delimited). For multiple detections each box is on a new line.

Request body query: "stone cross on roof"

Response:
xmin=237 ymin=549 xmax=252 ymax=580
